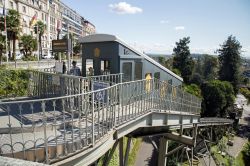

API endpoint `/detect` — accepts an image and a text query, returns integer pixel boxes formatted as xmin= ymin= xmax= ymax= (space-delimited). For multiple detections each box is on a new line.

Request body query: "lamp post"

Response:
xmin=67 ymin=23 xmax=71 ymax=72
xmin=47 ymin=0 xmax=50 ymax=59
xmin=4 ymin=0 xmax=8 ymax=65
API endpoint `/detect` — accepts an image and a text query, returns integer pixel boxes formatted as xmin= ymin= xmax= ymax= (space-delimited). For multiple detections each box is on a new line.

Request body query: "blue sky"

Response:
xmin=62 ymin=0 xmax=250 ymax=57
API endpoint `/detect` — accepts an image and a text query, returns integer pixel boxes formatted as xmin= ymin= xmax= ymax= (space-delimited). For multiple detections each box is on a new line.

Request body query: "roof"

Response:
xmin=79 ymin=34 xmax=183 ymax=82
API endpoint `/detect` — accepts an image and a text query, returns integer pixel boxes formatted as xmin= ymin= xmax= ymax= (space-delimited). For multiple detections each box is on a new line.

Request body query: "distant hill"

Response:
xmin=145 ymin=53 xmax=217 ymax=60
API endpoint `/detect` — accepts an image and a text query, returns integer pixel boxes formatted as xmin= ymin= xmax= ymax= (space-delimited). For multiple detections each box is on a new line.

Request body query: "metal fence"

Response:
xmin=0 ymin=73 xmax=201 ymax=164
xmin=28 ymin=71 xmax=123 ymax=98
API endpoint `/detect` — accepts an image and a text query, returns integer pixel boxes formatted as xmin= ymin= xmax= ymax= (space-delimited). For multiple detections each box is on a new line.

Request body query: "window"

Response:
xmin=122 ymin=62 xmax=132 ymax=81
xmin=135 ymin=62 xmax=142 ymax=80
xmin=22 ymin=19 xmax=27 ymax=27
xmin=154 ymin=72 xmax=160 ymax=80
xmin=9 ymin=1 xmax=14 ymax=9
xmin=22 ymin=6 xmax=26 ymax=13
xmin=168 ymin=79 xmax=172 ymax=85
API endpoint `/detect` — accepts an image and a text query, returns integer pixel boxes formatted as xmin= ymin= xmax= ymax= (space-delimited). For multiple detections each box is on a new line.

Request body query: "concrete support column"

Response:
xmin=124 ymin=137 xmax=132 ymax=166
xmin=119 ymin=137 xmax=124 ymax=166
xmin=157 ymin=137 xmax=168 ymax=166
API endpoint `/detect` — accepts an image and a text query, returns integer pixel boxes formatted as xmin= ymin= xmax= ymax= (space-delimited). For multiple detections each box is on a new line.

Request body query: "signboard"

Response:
xmin=55 ymin=62 xmax=63 ymax=73
xmin=93 ymin=81 xmax=109 ymax=102
xmin=52 ymin=39 xmax=71 ymax=52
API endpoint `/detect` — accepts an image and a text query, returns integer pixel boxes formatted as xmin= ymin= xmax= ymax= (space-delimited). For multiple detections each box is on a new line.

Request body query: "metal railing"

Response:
xmin=28 ymin=71 xmax=123 ymax=98
xmin=200 ymin=118 xmax=234 ymax=124
xmin=0 ymin=73 xmax=201 ymax=164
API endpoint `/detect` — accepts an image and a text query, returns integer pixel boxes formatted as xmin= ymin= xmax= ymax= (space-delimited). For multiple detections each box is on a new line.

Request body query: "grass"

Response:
xmin=235 ymin=151 xmax=245 ymax=166
xmin=97 ymin=137 xmax=142 ymax=166
xmin=128 ymin=138 xmax=142 ymax=166
xmin=211 ymin=145 xmax=230 ymax=165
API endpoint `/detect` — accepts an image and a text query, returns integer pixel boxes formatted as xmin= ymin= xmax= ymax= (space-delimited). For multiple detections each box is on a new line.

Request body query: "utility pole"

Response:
xmin=47 ymin=0 xmax=50 ymax=58
xmin=4 ymin=0 xmax=8 ymax=65
xmin=36 ymin=25 xmax=40 ymax=61
xmin=67 ymin=23 xmax=70 ymax=72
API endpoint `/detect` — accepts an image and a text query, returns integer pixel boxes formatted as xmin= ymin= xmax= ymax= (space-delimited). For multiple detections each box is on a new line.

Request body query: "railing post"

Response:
xmin=42 ymin=101 xmax=49 ymax=164
xmin=151 ymin=78 xmax=154 ymax=110
xmin=92 ymin=91 xmax=95 ymax=146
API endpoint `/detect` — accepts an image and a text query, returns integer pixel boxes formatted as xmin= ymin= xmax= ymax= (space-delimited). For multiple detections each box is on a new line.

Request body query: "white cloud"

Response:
xmin=109 ymin=2 xmax=143 ymax=14
xmin=160 ymin=20 xmax=169 ymax=24
xmin=174 ymin=26 xmax=185 ymax=31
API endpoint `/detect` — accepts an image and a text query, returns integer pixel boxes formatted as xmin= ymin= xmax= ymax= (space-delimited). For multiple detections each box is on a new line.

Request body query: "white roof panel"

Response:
xmin=79 ymin=34 xmax=183 ymax=82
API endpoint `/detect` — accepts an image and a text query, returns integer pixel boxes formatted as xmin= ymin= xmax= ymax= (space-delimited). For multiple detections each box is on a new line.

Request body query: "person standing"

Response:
xmin=70 ymin=60 xmax=81 ymax=76
xmin=62 ymin=61 xmax=67 ymax=74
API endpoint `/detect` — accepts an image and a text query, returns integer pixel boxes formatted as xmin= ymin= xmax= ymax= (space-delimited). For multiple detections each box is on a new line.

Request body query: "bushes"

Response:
xmin=201 ymin=80 xmax=235 ymax=117
xmin=22 ymin=55 xmax=38 ymax=61
xmin=0 ymin=67 xmax=29 ymax=98
xmin=240 ymin=87 xmax=250 ymax=103
xmin=184 ymin=84 xmax=201 ymax=98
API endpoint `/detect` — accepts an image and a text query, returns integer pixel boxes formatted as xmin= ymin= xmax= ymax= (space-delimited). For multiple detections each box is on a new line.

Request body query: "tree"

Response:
xmin=184 ymin=84 xmax=201 ymax=98
xmin=203 ymin=55 xmax=218 ymax=80
xmin=194 ymin=56 xmax=203 ymax=76
xmin=173 ymin=37 xmax=194 ymax=83
xmin=218 ymin=35 xmax=242 ymax=93
xmin=201 ymin=80 xmax=235 ymax=117
xmin=158 ymin=56 xmax=165 ymax=65
xmin=0 ymin=34 xmax=6 ymax=64
xmin=6 ymin=9 xmax=20 ymax=60
xmin=34 ymin=21 xmax=46 ymax=58
xmin=19 ymin=35 xmax=37 ymax=57
xmin=73 ymin=42 xmax=80 ymax=55
xmin=165 ymin=57 xmax=173 ymax=70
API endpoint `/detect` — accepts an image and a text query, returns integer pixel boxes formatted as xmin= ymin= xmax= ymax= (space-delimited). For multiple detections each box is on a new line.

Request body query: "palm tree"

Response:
xmin=19 ymin=35 xmax=37 ymax=57
xmin=6 ymin=9 xmax=20 ymax=60
xmin=34 ymin=21 xmax=46 ymax=59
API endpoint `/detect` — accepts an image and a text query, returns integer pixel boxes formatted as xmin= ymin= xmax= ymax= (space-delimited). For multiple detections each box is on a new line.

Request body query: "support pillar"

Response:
xmin=119 ymin=137 xmax=124 ymax=166
xmin=103 ymin=140 xmax=119 ymax=166
xmin=192 ymin=124 xmax=198 ymax=147
xmin=157 ymin=137 xmax=168 ymax=166
xmin=124 ymin=137 xmax=132 ymax=166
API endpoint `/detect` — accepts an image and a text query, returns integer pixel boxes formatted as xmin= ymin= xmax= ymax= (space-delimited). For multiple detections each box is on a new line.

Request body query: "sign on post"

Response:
xmin=93 ymin=81 xmax=109 ymax=103
xmin=52 ymin=39 xmax=72 ymax=52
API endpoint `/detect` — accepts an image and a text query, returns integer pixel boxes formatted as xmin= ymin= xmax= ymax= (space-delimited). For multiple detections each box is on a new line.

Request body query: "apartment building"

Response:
xmin=60 ymin=1 xmax=96 ymax=41
xmin=0 ymin=0 xmax=95 ymax=57
xmin=81 ymin=17 xmax=96 ymax=36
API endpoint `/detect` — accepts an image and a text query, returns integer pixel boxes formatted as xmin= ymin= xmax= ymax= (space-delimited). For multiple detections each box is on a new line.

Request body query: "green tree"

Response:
xmin=201 ymin=80 xmax=235 ymax=117
xmin=165 ymin=57 xmax=173 ymax=70
xmin=6 ymin=9 xmax=20 ymax=60
xmin=218 ymin=35 xmax=242 ymax=93
xmin=19 ymin=35 xmax=37 ymax=57
xmin=73 ymin=42 xmax=80 ymax=55
xmin=158 ymin=56 xmax=165 ymax=65
xmin=194 ymin=56 xmax=203 ymax=76
xmin=0 ymin=34 xmax=6 ymax=64
xmin=203 ymin=55 xmax=218 ymax=80
xmin=34 ymin=21 xmax=46 ymax=58
xmin=184 ymin=84 xmax=201 ymax=98
xmin=173 ymin=37 xmax=194 ymax=83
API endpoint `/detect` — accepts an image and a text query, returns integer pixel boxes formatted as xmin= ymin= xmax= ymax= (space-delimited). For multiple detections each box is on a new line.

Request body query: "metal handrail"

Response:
xmin=0 ymin=71 xmax=201 ymax=164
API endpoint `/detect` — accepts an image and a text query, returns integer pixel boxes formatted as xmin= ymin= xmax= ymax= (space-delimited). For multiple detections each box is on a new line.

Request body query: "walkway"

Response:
xmin=0 ymin=71 xmax=232 ymax=165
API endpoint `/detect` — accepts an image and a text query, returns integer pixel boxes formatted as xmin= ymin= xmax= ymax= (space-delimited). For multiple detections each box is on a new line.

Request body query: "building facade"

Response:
xmin=0 ymin=0 xmax=95 ymax=58
xmin=60 ymin=1 xmax=96 ymax=40
xmin=81 ymin=17 xmax=95 ymax=37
